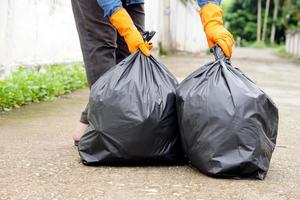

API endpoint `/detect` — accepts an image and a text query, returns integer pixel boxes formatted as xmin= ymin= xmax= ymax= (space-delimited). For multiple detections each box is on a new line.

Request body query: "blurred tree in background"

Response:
xmin=223 ymin=0 xmax=300 ymax=45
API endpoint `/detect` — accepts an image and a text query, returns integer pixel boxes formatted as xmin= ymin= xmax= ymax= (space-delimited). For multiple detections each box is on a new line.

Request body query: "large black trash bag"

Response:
xmin=78 ymin=51 xmax=185 ymax=165
xmin=176 ymin=46 xmax=278 ymax=179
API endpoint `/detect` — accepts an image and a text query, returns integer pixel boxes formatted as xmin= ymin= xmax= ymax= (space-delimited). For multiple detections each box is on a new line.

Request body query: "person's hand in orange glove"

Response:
xmin=200 ymin=3 xmax=234 ymax=58
xmin=109 ymin=8 xmax=152 ymax=56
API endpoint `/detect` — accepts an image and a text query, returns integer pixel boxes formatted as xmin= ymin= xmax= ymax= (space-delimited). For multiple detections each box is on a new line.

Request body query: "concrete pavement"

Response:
xmin=1 ymin=48 xmax=300 ymax=200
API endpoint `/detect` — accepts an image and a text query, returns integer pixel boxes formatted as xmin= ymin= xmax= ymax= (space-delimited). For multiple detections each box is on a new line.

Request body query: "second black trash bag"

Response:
xmin=176 ymin=46 xmax=279 ymax=179
xmin=78 ymin=51 xmax=185 ymax=165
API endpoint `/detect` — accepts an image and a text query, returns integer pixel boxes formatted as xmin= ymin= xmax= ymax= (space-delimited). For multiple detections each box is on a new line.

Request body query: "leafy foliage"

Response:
xmin=224 ymin=0 xmax=300 ymax=44
xmin=0 ymin=64 xmax=87 ymax=111
xmin=281 ymin=0 xmax=300 ymax=29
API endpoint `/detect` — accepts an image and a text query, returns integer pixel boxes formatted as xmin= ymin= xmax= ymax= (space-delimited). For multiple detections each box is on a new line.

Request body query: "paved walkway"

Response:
xmin=1 ymin=48 xmax=300 ymax=200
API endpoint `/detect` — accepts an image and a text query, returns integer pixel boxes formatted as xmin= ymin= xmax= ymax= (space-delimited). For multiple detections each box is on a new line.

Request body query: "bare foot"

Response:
xmin=72 ymin=122 xmax=88 ymax=142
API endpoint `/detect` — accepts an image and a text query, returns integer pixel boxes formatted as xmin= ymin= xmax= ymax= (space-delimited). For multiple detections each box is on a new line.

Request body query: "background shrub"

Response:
xmin=0 ymin=64 xmax=87 ymax=111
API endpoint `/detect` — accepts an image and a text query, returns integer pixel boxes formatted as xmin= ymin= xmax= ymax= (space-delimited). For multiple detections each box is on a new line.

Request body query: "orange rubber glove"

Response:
xmin=109 ymin=8 xmax=152 ymax=56
xmin=200 ymin=3 xmax=234 ymax=58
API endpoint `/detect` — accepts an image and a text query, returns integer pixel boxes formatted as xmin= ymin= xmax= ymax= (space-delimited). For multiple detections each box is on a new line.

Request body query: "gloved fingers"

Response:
xmin=226 ymin=31 xmax=235 ymax=46
xmin=225 ymin=38 xmax=233 ymax=57
xmin=216 ymin=39 xmax=232 ymax=58
xmin=149 ymin=44 xmax=153 ymax=50
xmin=145 ymin=42 xmax=153 ymax=50
xmin=139 ymin=43 xmax=151 ymax=57
xmin=225 ymin=32 xmax=234 ymax=57
xmin=127 ymin=33 xmax=146 ymax=54
xmin=207 ymin=37 xmax=215 ymax=48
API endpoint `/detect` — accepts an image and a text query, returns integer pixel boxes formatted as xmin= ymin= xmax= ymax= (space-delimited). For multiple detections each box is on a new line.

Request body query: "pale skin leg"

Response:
xmin=72 ymin=122 xmax=88 ymax=142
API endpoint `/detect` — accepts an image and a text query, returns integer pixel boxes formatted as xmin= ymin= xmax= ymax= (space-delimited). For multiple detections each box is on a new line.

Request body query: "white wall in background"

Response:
xmin=286 ymin=28 xmax=300 ymax=56
xmin=169 ymin=0 xmax=207 ymax=52
xmin=144 ymin=0 xmax=162 ymax=47
xmin=0 ymin=0 xmax=207 ymax=77
xmin=0 ymin=0 xmax=82 ymax=74
xmin=145 ymin=0 xmax=208 ymax=53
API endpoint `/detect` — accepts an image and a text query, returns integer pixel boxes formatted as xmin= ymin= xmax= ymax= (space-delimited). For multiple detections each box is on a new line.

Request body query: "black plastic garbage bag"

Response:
xmin=176 ymin=46 xmax=278 ymax=179
xmin=78 ymin=51 xmax=184 ymax=165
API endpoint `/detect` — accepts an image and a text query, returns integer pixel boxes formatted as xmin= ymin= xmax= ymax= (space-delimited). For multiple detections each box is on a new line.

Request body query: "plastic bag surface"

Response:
xmin=176 ymin=46 xmax=279 ymax=179
xmin=79 ymin=51 xmax=185 ymax=165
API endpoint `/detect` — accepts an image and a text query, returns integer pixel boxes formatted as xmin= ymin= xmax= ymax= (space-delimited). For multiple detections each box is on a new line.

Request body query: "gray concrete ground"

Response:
xmin=0 ymin=48 xmax=300 ymax=200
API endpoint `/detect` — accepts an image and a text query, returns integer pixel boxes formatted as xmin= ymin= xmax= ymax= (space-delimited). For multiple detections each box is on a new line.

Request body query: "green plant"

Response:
xmin=158 ymin=42 xmax=168 ymax=56
xmin=249 ymin=41 xmax=268 ymax=48
xmin=240 ymin=40 xmax=281 ymax=48
xmin=224 ymin=0 xmax=300 ymax=44
xmin=276 ymin=44 xmax=300 ymax=62
xmin=0 ymin=64 xmax=87 ymax=111
xmin=277 ymin=44 xmax=286 ymax=55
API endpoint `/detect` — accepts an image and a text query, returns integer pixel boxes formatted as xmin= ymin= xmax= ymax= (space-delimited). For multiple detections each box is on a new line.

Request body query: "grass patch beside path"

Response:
xmin=241 ymin=41 xmax=279 ymax=49
xmin=240 ymin=41 xmax=300 ymax=63
xmin=276 ymin=45 xmax=300 ymax=63
xmin=0 ymin=64 xmax=87 ymax=111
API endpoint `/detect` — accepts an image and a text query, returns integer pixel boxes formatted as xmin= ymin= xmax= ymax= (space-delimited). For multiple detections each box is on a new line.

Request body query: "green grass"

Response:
xmin=0 ymin=64 xmax=87 ymax=111
xmin=158 ymin=42 xmax=168 ymax=56
xmin=240 ymin=41 xmax=280 ymax=48
xmin=277 ymin=44 xmax=286 ymax=55
xmin=239 ymin=41 xmax=300 ymax=62
xmin=276 ymin=44 xmax=300 ymax=62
